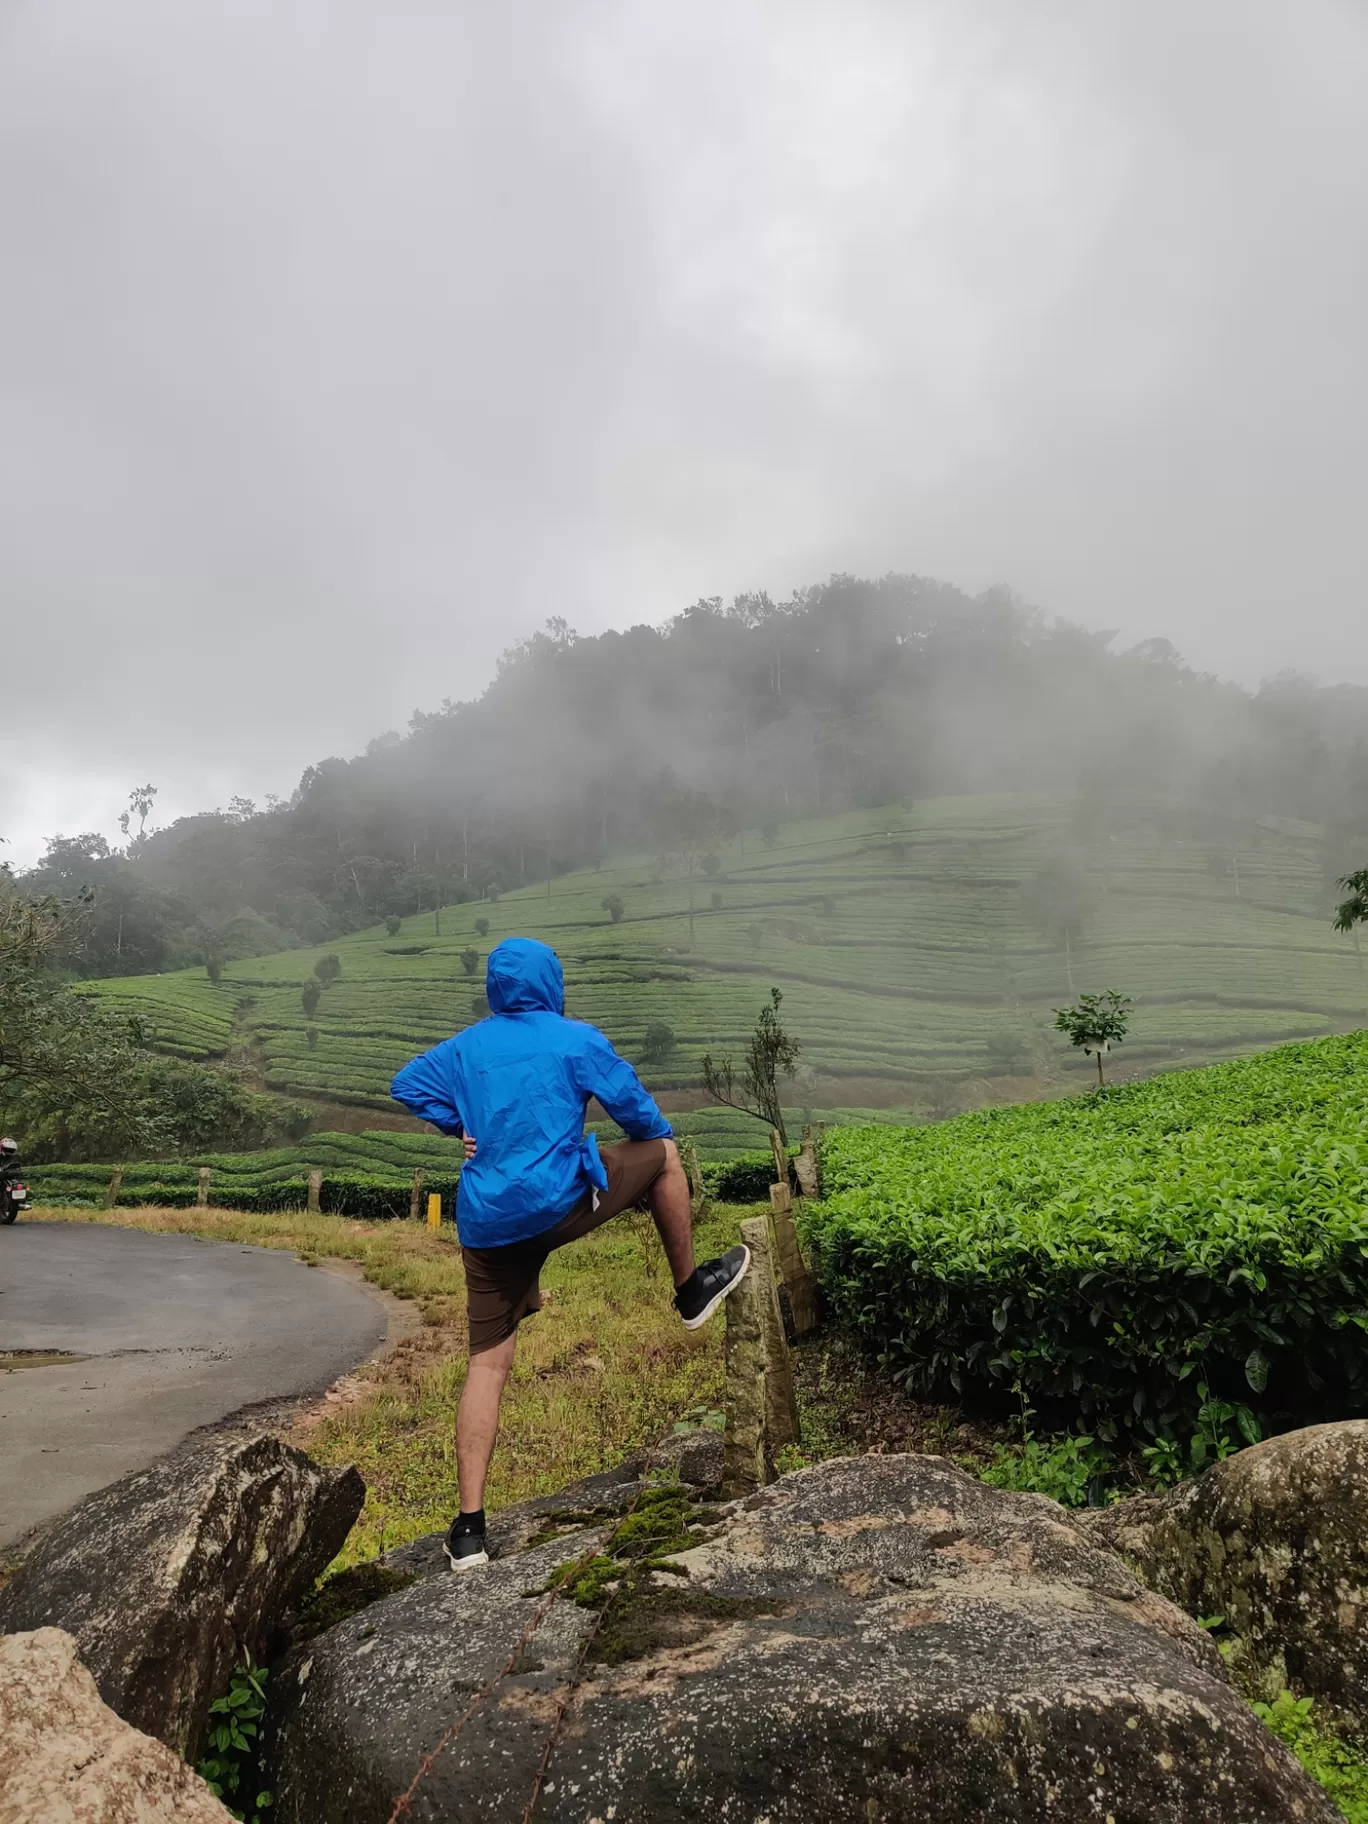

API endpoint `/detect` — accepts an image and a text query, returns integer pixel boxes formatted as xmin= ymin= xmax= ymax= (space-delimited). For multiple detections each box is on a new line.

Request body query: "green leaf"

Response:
xmin=1244 ymin=1348 xmax=1270 ymax=1393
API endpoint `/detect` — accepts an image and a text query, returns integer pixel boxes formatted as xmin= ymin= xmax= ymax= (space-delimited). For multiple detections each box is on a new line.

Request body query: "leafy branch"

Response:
xmin=1333 ymin=869 xmax=1368 ymax=933
xmin=700 ymin=987 xmax=799 ymax=1146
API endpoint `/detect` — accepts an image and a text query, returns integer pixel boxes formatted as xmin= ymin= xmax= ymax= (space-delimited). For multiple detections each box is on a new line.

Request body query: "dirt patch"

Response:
xmin=791 ymin=1331 xmax=1007 ymax=1466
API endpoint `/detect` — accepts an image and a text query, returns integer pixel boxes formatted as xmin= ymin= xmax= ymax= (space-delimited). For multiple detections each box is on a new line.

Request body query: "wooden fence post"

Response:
xmin=767 ymin=1174 xmax=819 ymax=1336
xmin=307 ymin=1169 xmax=322 ymax=1214
xmin=409 ymin=1168 xmax=425 ymax=1222
xmin=196 ymin=1167 xmax=211 ymax=1210
xmin=104 ymin=1166 xmax=124 ymax=1210
xmin=722 ymin=1215 xmax=801 ymax=1499
xmin=426 ymin=1192 xmax=442 ymax=1231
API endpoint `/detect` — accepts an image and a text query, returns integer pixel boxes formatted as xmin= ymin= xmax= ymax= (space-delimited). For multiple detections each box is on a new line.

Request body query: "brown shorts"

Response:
xmin=462 ymin=1139 xmax=670 ymax=1355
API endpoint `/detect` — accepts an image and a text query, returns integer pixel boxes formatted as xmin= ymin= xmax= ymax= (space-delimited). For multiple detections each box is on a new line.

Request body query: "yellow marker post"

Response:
xmin=426 ymin=1192 xmax=442 ymax=1231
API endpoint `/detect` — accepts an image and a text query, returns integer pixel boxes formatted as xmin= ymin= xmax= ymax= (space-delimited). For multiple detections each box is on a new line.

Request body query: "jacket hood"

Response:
xmin=486 ymin=937 xmax=565 ymax=1015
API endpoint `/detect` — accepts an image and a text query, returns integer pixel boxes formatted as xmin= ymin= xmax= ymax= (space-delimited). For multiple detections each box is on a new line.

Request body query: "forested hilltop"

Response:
xmin=15 ymin=573 xmax=1368 ymax=972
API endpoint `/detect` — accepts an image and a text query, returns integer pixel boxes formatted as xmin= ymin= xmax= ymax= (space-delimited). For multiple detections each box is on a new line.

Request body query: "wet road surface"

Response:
xmin=0 ymin=1222 xmax=387 ymax=1547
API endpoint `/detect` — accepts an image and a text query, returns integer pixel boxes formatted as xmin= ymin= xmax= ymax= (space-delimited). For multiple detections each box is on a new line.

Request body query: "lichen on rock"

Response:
xmin=1079 ymin=1419 xmax=1368 ymax=1728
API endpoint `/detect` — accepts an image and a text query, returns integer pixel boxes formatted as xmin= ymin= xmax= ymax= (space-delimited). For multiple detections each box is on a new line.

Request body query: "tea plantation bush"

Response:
xmin=29 ymin=1157 xmax=462 ymax=1219
xmin=801 ymin=1032 xmax=1368 ymax=1449
xmin=29 ymin=1148 xmax=775 ymax=1215
xmin=701 ymin=1149 xmax=782 ymax=1202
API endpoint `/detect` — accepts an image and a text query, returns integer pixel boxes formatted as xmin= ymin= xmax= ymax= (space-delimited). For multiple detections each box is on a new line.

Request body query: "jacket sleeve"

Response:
xmin=576 ymin=1029 xmax=673 ymax=1141
xmin=390 ymin=1045 xmax=465 ymax=1136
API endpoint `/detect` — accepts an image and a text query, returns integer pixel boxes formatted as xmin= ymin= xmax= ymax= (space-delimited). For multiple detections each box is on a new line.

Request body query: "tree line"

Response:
xmin=9 ymin=573 xmax=1368 ymax=973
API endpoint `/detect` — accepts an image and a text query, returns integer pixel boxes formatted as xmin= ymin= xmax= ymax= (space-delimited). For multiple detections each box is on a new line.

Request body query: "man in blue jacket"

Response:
xmin=391 ymin=936 xmax=750 ymax=1571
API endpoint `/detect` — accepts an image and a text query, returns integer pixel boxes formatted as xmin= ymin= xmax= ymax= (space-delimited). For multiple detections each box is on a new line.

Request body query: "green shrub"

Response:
xmin=980 ymin=1431 xmax=1114 ymax=1507
xmin=313 ymin=953 xmax=342 ymax=987
xmin=140 ymin=1059 xmax=295 ymax=1154
xmin=197 ymin=1660 xmax=272 ymax=1823
xmin=702 ymin=1149 xmax=782 ymax=1203
xmin=1252 ymin=1691 xmax=1368 ymax=1821
xmin=385 ymin=916 xmax=402 ymax=936
xmin=802 ymin=1034 xmax=1368 ymax=1448
xmin=641 ymin=1021 xmax=676 ymax=1063
xmin=460 ymin=947 xmax=479 ymax=977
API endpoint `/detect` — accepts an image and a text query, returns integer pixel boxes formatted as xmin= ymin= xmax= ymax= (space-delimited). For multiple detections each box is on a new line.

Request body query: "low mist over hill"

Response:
xmin=74 ymin=790 xmax=1368 ymax=1153
xmin=13 ymin=575 xmax=1368 ymax=976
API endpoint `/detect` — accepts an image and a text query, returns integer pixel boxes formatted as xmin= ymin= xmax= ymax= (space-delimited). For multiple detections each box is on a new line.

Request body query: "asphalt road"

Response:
xmin=0 ymin=1222 xmax=388 ymax=1548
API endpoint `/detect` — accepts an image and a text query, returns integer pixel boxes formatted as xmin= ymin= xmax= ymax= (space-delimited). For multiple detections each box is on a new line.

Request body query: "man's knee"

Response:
xmin=661 ymin=1137 xmax=681 ymax=1170
xmin=466 ymin=1332 xmax=518 ymax=1383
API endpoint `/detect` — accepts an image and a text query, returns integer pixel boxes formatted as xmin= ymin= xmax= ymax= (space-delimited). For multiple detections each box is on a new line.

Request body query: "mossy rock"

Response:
xmin=1081 ymin=1420 xmax=1368 ymax=1731
xmin=268 ymin=1455 xmax=1336 ymax=1822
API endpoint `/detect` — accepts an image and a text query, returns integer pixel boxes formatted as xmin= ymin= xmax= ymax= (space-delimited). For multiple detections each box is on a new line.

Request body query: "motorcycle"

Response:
xmin=0 ymin=1138 xmax=27 ymax=1224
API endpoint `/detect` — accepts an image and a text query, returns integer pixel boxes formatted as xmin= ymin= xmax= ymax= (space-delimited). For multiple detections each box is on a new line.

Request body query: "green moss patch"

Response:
xmin=541 ymin=1483 xmax=781 ymax=1666
xmin=588 ymin=1587 xmax=780 ymax=1666
xmin=548 ymin=1485 xmax=714 ymax=1596
xmin=295 ymin=1562 xmax=415 ymax=1640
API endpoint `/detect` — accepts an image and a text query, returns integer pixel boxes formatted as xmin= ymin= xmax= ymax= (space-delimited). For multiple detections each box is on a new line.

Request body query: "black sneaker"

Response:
xmin=443 ymin=1517 xmax=489 ymax=1573
xmin=674 ymin=1245 xmax=751 ymax=1330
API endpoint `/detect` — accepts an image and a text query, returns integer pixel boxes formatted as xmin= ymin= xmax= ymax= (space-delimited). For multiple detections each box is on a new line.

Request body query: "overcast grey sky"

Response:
xmin=2 ymin=0 xmax=1365 ymax=865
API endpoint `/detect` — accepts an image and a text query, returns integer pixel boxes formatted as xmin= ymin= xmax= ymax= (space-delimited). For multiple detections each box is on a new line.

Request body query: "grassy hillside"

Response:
xmin=87 ymin=793 xmax=1365 ymax=1140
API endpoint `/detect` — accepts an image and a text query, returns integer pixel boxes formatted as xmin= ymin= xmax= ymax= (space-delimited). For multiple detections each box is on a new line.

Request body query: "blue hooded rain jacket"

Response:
xmin=389 ymin=937 xmax=672 ymax=1248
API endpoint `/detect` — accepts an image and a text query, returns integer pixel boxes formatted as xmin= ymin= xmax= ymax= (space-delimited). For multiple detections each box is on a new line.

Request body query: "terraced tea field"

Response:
xmin=86 ymin=793 xmax=1366 ymax=1139
xmin=25 ymin=1103 xmax=915 ymax=1207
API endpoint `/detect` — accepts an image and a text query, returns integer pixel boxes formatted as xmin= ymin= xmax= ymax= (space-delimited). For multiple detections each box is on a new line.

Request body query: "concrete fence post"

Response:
xmin=409 ymin=1168 xmax=425 ymax=1222
xmin=794 ymin=1124 xmax=822 ymax=1200
xmin=722 ymin=1215 xmax=802 ymax=1499
xmin=769 ymin=1126 xmax=788 ymax=1188
xmin=104 ymin=1166 xmax=124 ymax=1210
xmin=196 ymin=1167 xmax=211 ymax=1210
xmin=307 ymin=1169 xmax=322 ymax=1214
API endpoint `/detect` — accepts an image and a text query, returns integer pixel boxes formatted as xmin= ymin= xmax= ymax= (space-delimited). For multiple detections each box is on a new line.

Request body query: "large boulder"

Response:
xmin=0 ymin=1436 xmax=363 ymax=1759
xmin=269 ymin=1454 xmax=1333 ymax=1822
xmin=0 ymin=1627 xmax=233 ymax=1823
xmin=1080 ymin=1419 xmax=1368 ymax=1723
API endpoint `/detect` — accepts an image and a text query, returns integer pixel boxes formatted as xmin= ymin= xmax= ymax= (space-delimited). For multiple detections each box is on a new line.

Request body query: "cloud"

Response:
xmin=2 ymin=0 xmax=1365 ymax=862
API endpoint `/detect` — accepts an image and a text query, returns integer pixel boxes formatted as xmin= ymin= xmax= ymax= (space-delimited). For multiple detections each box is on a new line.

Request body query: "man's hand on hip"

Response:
xmin=463 ymin=1135 xmax=478 ymax=1161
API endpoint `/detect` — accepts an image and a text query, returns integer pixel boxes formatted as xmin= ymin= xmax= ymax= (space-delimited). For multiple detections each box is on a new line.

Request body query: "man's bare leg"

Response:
xmin=651 ymin=1138 xmax=696 ymax=1285
xmin=457 ymin=1330 xmax=518 ymax=1514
